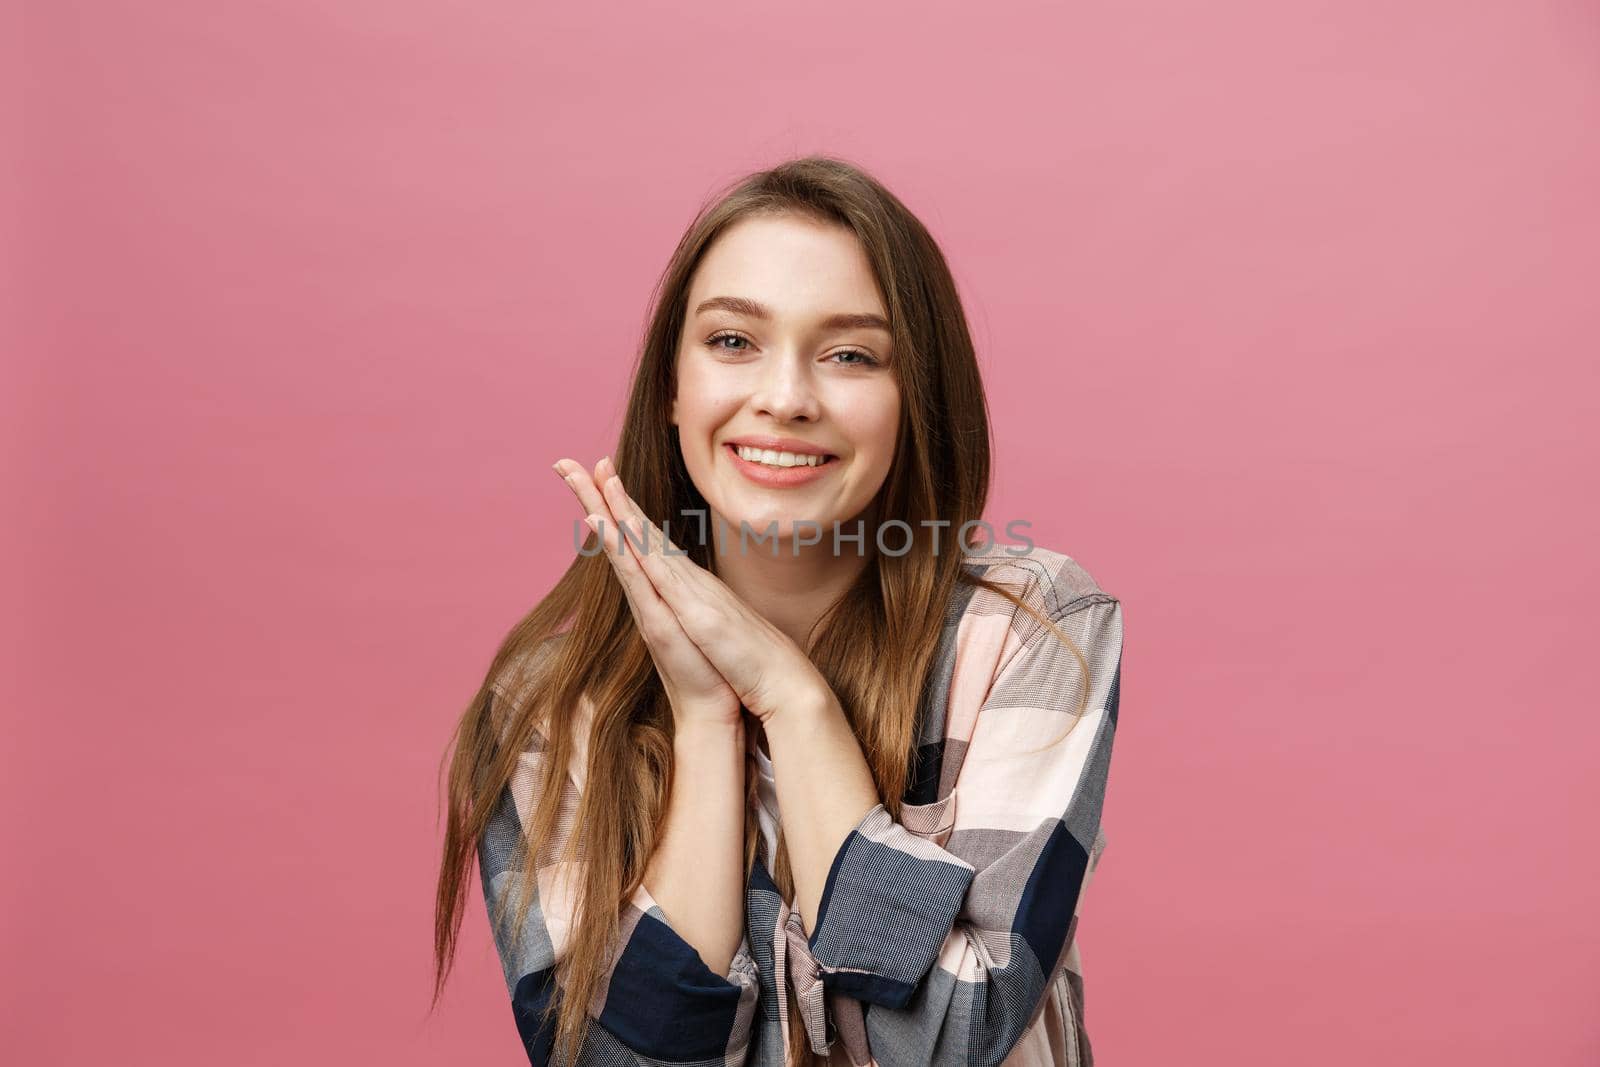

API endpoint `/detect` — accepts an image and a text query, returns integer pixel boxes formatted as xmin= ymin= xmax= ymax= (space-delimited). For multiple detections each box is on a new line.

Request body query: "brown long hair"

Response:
xmin=431 ymin=155 xmax=1092 ymax=1066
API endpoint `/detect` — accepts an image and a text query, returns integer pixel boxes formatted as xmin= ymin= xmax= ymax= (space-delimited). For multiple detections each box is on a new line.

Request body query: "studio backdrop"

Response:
xmin=7 ymin=2 xmax=1598 ymax=1065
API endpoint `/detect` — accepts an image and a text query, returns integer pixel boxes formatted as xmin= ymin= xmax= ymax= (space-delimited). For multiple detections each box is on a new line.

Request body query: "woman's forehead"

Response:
xmin=688 ymin=219 xmax=887 ymax=323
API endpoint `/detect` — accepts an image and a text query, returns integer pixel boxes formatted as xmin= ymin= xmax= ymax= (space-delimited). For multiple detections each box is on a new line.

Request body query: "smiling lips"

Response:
xmin=724 ymin=442 xmax=839 ymax=487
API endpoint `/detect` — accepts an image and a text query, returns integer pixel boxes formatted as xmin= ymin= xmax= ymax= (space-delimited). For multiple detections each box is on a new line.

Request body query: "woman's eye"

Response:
xmin=706 ymin=332 xmax=749 ymax=352
xmin=831 ymin=349 xmax=880 ymax=367
xmin=704 ymin=332 xmax=879 ymax=367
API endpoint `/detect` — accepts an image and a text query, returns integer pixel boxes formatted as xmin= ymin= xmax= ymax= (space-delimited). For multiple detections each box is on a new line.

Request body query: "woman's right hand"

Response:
xmin=554 ymin=456 xmax=743 ymax=731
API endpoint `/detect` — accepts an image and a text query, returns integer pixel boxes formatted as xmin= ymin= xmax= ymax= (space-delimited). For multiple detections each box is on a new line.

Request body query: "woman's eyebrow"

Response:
xmin=693 ymin=295 xmax=890 ymax=333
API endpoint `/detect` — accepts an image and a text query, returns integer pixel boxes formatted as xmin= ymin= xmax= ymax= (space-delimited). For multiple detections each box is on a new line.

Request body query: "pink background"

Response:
xmin=9 ymin=1 xmax=1599 ymax=1063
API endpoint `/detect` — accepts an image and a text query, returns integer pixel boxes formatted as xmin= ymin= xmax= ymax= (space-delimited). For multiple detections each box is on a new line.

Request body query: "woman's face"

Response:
xmin=671 ymin=213 xmax=902 ymax=547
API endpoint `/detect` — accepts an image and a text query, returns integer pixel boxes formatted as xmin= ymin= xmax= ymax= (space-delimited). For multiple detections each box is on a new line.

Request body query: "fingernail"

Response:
xmin=584 ymin=514 xmax=601 ymax=533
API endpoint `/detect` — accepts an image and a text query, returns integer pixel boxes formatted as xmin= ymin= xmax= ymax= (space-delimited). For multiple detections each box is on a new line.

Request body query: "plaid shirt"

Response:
xmin=478 ymin=545 xmax=1124 ymax=1065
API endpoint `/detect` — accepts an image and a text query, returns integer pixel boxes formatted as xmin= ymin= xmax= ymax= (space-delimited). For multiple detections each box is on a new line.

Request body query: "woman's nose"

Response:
xmin=751 ymin=353 xmax=821 ymax=422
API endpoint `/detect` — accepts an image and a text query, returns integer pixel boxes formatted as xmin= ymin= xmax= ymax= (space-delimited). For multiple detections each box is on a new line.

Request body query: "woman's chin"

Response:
xmin=707 ymin=510 xmax=842 ymax=551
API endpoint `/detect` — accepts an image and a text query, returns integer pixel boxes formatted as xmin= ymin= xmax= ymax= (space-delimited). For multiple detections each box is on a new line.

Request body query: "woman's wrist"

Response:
xmin=760 ymin=683 xmax=835 ymax=738
xmin=672 ymin=714 xmax=745 ymax=755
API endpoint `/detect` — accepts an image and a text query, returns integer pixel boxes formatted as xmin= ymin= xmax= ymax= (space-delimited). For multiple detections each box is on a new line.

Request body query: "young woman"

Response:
xmin=433 ymin=156 xmax=1125 ymax=1067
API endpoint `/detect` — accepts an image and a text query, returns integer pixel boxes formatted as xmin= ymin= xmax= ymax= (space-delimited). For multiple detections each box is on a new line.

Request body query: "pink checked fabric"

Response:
xmin=478 ymin=544 xmax=1124 ymax=1066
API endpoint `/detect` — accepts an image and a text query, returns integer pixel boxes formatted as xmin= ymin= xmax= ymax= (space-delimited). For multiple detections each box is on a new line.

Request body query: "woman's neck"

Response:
xmin=708 ymin=530 xmax=872 ymax=654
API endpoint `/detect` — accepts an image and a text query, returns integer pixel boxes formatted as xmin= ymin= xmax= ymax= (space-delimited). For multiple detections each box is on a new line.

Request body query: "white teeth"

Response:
xmin=733 ymin=445 xmax=830 ymax=468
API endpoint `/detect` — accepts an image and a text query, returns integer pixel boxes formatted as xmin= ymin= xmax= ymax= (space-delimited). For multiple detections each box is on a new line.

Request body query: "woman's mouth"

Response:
xmin=724 ymin=443 xmax=839 ymax=487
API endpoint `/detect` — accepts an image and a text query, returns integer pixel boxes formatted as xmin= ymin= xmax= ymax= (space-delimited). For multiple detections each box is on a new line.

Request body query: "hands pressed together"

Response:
xmin=554 ymin=454 xmax=885 ymax=948
xmin=552 ymin=455 xmax=831 ymax=732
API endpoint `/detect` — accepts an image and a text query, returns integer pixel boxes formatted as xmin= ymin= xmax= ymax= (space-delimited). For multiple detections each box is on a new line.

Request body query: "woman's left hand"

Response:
xmin=556 ymin=454 xmax=833 ymax=725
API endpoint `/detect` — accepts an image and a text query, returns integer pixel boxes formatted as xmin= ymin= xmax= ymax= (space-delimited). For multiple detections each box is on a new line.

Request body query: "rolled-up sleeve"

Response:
xmin=801 ymin=595 xmax=1124 ymax=1066
xmin=805 ymin=803 xmax=976 ymax=1008
xmin=478 ymin=694 xmax=761 ymax=1066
